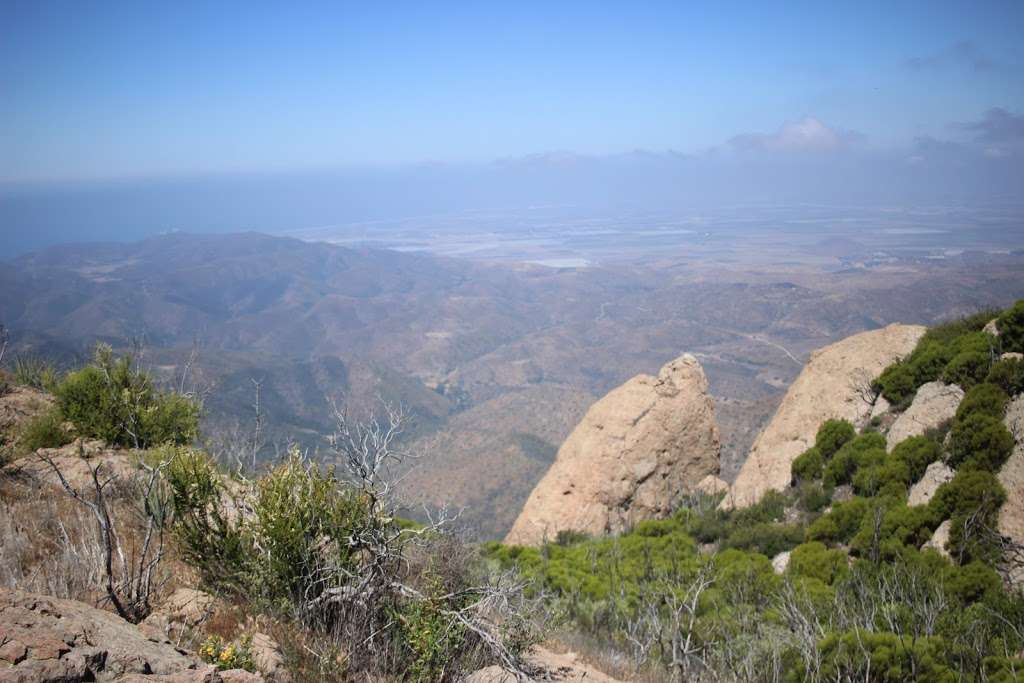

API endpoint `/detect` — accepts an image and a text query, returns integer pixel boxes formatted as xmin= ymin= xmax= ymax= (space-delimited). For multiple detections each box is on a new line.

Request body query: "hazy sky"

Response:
xmin=3 ymin=1 xmax=1023 ymax=182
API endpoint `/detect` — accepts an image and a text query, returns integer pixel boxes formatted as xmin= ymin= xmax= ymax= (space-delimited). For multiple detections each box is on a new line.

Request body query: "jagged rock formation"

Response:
xmin=724 ymin=324 xmax=926 ymax=509
xmin=998 ymin=395 xmax=1024 ymax=570
xmin=504 ymin=354 xmax=719 ymax=546
xmin=0 ymin=588 xmax=261 ymax=682
xmin=886 ymin=381 xmax=964 ymax=451
xmin=908 ymin=461 xmax=954 ymax=507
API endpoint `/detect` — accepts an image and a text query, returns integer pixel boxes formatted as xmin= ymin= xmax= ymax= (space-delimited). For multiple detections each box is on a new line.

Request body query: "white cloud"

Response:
xmin=728 ymin=117 xmax=862 ymax=153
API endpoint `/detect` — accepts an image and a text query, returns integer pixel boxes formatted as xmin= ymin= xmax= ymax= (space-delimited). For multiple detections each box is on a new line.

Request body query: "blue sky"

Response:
xmin=2 ymin=0 xmax=1023 ymax=182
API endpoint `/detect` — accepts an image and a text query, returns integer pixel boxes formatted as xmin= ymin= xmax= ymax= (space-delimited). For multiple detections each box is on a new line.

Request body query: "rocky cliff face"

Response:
xmin=504 ymin=354 xmax=719 ymax=546
xmin=724 ymin=324 xmax=926 ymax=509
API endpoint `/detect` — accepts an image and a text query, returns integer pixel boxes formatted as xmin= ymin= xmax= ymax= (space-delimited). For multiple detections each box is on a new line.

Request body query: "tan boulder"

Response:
xmin=504 ymin=354 xmax=719 ymax=546
xmin=924 ymin=520 xmax=951 ymax=558
xmin=984 ymin=318 xmax=1000 ymax=336
xmin=724 ymin=324 xmax=926 ymax=509
xmin=6 ymin=441 xmax=141 ymax=493
xmin=1003 ymin=352 xmax=1024 ymax=362
xmin=886 ymin=381 xmax=963 ymax=451
xmin=465 ymin=645 xmax=624 ymax=683
xmin=907 ymin=461 xmax=954 ymax=507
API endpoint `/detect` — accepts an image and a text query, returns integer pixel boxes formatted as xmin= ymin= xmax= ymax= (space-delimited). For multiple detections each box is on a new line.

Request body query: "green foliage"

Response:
xmin=18 ymin=407 xmax=72 ymax=452
xmin=198 ymin=634 xmax=256 ymax=672
xmin=12 ymin=356 xmax=59 ymax=391
xmin=808 ymin=497 xmax=869 ymax=545
xmin=794 ymin=481 xmax=831 ymax=513
xmin=721 ymin=521 xmax=805 ymax=557
xmin=162 ymin=446 xmax=250 ymax=592
xmin=873 ymin=309 xmax=1000 ymax=406
xmin=787 ymin=542 xmax=847 ymax=584
xmin=392 ymin=579 xmax=468 ymax=683
xmin=849 ymin=501 xmax=940 ymax=560
xmin=852 ymin=456 xmax=910 ymax=498
xmin=942 ymin=350 xmax=991 ymax=389
xmin=790 ymin=446 xmax=823 ymax=483
xmin=956 ymin=382 xmax=1009 ymax=420
xmin=816 ymin=630 xmax=957 ymax=682
xmin=54 ymin=345 xmax=199 ymax=448
xmin=948 ymin=413 xmax=1014 ymax=471
xmin=998 ymin=299 xmax=1024 ymax=353
xmin=931 ymin=470 xmax=1007 ymax=564
xmin=247 ymin=455 xmax=367 ymax=605
xmin=816 ymin=419 xmax=856 ymax=459
xmin=891 ymin=436 xmax=942 ymax=483
xmin=823 ymin=432 xmax=886 ymax=489
xmin=873 ymin=362 xmax=917 ymax=406
xmin=986 ymin=357 xmax=1024 ymax=397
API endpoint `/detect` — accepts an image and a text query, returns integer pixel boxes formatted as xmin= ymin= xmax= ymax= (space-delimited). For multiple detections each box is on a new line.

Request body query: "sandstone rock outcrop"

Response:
xmin=924 ymin=520 xmax=951 ymax=558
xmin=886 ymin=381 xmax=963 ymax=451
xmin=504 ymin=354 xmax=719 ymax=546
xmin=724 ymin=324 xmax=926 ymax=509
xmin=0 ymin=588 xmax=260 ymax=682
xmin=998 ymin=395 xmax=1024 ymax=570
xmin=908 ymin=461 xmax=954 ymax=507
xmin=696 ymin=474 xmax=730 ymax=496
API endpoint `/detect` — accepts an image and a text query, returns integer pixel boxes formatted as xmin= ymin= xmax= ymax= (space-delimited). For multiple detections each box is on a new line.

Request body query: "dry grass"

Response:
xmin=0 ymin=470 xmax=187 ymax=613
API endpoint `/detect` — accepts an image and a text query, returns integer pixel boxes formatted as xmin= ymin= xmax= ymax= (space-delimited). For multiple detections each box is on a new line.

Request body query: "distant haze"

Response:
xmin=2 ymin=140 xmax=1023 ymax=257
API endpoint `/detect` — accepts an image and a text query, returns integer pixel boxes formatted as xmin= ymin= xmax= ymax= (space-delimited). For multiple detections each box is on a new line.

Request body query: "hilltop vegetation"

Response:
xmin=488 ymin=300 xmax=1024 ymax=682
xmin=0 ymin=348 xmax=540 ymax=681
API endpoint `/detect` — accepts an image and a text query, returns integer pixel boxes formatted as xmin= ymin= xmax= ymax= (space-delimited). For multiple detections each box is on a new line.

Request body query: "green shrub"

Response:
xmin=891 ymin=436 xmax=941 ymax=483
xmin=795 ymin=481 xmax=831 ymax=513
xmin=787 ymin=541 xmax=847 ymax=584
xmin=873 ymin=363 xmax=916 ymax=406
xmin=998 ymin=299 xmax=1024 ymax=353
xmin=941 ymin=350 xmax=990 ymax=389
xmin=247 ymin=455 xmax=368 ymax=605
xmin=931 ymin=470 xmax=1006 ymax=564
xmin=852 ymin=457 xmax=910 ymax=498
xmin=791 ymin=446 xmax=823 ymax=483
xmin=808 ymin=497 xmax=869 ymax=545
xmin=815 ymin=419 xmax=856 ymax=459
xmin=18 ymin=408 xmax=72 ymax=452
xmin=722 ymin=522 xmax=805 ymax=557
xmin=921 ymin=309 xmax=1001 ymax=348
xmin=956 ymin=382 xmax=1009 ymax=421
xmin=986 ymin=357 xmax=1024 ymax=397
xmin=13 ymin=356 xmax=59 ymax=391
xmin=850 ymin=502 xmax=939 ymax=559
xmin=822 ymin=433 xmax=886 ymax=489
xmin=55 ymin=345 xmax=199 ymax=448
xmin=948 ymin=413 xmax=1014 ymax=471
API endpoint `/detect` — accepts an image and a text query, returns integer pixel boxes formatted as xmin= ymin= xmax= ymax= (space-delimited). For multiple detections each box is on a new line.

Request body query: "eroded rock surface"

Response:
xmin=998 ymin=395 xmax=1024 ymax=574
xmin=886 ymin=381 xmax=963 ymax=451
xmin=0 ymin=587 xmax=253 ymax=682
xmin=505 ymin=354 xmax=719 ymax=546
xmin=908 ymin=461 xmax=954 ymax=507
xmin=725 ymin=324 xmax=926 ymax=509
